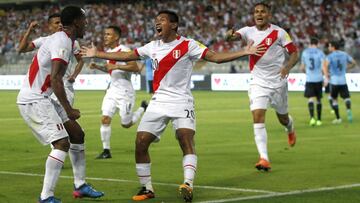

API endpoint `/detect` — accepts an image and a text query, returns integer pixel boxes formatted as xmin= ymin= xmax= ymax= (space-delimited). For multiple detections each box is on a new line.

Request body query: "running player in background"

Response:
xmin=89 ymin=26 xmax=147 ymax=159
xmin=226 ymin=2 xmax=299 ymax=171
xmin=81 ymin=10 xmax=265 ymax=202
xmin=17 ymin=6 xmax=103 ymax=202
xmin=323 ymin=40 xmax=357 ymax=124
xmin=300 ymin=38 xmax=325 ymax=126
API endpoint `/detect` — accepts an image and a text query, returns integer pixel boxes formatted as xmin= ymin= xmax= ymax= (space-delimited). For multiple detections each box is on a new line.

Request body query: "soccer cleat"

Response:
xmin=315 ymin=120 xmax=322 ymax=126
xmin=96 ymin=149 xmax=112 ymax=159
xmin=309 ymin=117 xmax=316 ymax=126
xmin=332 ymin=118 xmax=342 ymax=124
xmin=255 ymin=158 xmax=271 ymax=172
xmin=38 ymin=196 xmax=62 ymax=203
xmin=73 ymin=183 xmax=104 ymax=199
xmin=132 ymin=187 xmax=155 ymax=201
xmin=179 ymin=183 xmax=193 ymax=202
xmin=288 ymin=130 xmax=296 ymax=147
xmin=141 ymin=100 xmax=148 ymax=112
xmin=347 ymin=110 xmax=353 ymax=123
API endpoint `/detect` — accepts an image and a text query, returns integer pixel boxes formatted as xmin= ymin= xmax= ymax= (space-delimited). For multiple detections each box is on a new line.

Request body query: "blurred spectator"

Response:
xmin=0 ymin=0 xmax=359 ymax=60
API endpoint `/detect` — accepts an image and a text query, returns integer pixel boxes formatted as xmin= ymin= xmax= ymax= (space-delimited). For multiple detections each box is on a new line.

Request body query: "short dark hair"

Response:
xmin=157 ymin=10 xmax=179 ymax=31
xmin=48 ymin=13 xmax=60 ymax=22
xmin=60 ymin=6 xmax=85 ymax=26
xmin=310 ymin=38 xmax=319 ymax=45
xmin=107 ymin=26 xmax=121 ymax=37
xmin=253 ymin=2 xmax=272 ymax=12
xmin=329 ymin=40 xmax=341 ymax=50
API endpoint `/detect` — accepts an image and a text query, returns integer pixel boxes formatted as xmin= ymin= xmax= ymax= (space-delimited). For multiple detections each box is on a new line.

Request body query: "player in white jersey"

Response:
xmin=17 ymin=7 xmax=103 ymax=203
xmin=226 ymin=2 xmax=299 ymax=171
xmin=89 ymin=26 xmax=147 ymax=159
xmin=18 ymin=13 xmax=84 ymax=107
xmin=81 ymin=10 xmax=265 ymax=202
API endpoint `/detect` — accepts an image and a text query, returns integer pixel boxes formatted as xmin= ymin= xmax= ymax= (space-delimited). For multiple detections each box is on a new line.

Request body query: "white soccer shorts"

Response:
xmin=137 ymin=100 xmax=196 ymax=141
xmin=248 ymin=83 xmax=288 ymax=115
xmin=18 ymin=99 xmax=69 ymax=145
xmin=101 ymin=89 xmax=136 ymax=125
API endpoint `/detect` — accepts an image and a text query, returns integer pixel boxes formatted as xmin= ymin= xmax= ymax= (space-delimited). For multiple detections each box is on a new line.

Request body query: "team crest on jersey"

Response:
xmin=173 ymin=50 xmax=181 ymax=59
xmin=265 ymin=38 xmax=272 ymax=46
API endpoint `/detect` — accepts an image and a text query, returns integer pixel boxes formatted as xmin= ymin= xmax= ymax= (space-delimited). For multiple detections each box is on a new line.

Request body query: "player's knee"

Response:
xmin=52 ymin=138 xmax=70 ymax=152
xmin=135 ymin=133 xmax=152 ymax=151
xmin=101 ymin=116 xmax=112 ymax=125
xmin=121 ymin=123 xmax=132 ymax=128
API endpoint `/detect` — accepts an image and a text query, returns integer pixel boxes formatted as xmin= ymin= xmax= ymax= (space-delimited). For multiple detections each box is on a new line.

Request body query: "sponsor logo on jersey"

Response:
xmin=173 ymin=50 xmax=181 ymax=59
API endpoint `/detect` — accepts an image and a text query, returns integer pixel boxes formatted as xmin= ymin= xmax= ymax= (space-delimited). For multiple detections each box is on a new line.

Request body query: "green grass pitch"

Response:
xmin=0 ymin=90 xmax=359 ymax=203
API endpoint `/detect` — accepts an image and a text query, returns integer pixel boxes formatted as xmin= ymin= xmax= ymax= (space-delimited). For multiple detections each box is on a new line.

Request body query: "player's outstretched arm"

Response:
xmin=17 ymin=21 xmax=38 ymax=53
xmin=204 ymin=42 xmax=265 ymax=64
xmin=81 ymin=43 xmax=140 ymax=62
xmin=106 ymin=61 xmax=139 ymax=72
xmin=225 ymin=28 xmax=241 ymax=41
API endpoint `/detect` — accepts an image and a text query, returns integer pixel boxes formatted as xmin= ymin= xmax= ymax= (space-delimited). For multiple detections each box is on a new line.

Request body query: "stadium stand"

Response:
xmin=0 ymin=0 xmax=359 ymax=74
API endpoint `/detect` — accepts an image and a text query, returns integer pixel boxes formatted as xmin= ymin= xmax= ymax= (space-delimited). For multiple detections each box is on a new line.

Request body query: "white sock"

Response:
xmin=40 ymin=149 xmax=67 ymax=200
xmin=254 ymin=123 xmax=269 ymax=161
xmin=100 ymin=124 xmax=111 ymax=149
xmin=132 ymin=107 xmax=145 ymax=124
xmin=285 ymin=115 xmax=294 ymax=133
xmin=69 ymin=143 xmax=86 ymax=188
xmin=136 ymin=163 xmax=153 ymax=192
xmin=183 ymin=154 xmax=197 ymax=188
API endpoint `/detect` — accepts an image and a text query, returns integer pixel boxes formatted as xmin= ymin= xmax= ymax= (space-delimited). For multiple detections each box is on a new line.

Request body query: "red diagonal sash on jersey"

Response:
xmin=108 ymin=48 xmax=122 ymax=75
xmin=41 ymin=75 xmax=51 ymax=93
xmin=153 ymin=40 xmax=189 ymax=92
xmin=108 ymin=60 xmax=116 ymax=75
xmin=249 ymin=30 xmax=278 ymax=71
xmin=28 ymin=54 xmax=39 ymax=87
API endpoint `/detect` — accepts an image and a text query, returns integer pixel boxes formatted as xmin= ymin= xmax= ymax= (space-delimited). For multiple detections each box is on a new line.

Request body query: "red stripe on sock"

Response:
xmin=138 ymin=175 xmax=151 ymax=177
xmin=48 ymin=155 xmax=64 ymax=164
xmin=184 ymin=164 xmax=197 ymax=171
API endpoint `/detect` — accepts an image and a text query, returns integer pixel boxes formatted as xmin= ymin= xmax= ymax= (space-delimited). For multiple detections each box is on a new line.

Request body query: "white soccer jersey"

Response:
xmin=106 ymin=44 xmax=133 ymax=92
xmin=17 ymin=31 xmax=73 ymax=103
xmin=32 ymin=36 xmax=80 ymax=87
xmin=135 ymin=36 xmax=208 ymax=102
xmin=236 ymin=24 xmax=297 ymax=88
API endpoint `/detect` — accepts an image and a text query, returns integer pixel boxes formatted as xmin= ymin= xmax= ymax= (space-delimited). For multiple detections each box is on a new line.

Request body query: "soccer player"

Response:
xmin=17 ymin=6 xmax=103 ymax=203
xmin=81 ymin=10 xmax=265 ymax=202
xmin=18 ymin=14 xmax=84 ymax=103
xmin=89 ymin=26 xmax=148 ymax=159
xmin=323 ymin=40 xmax=357 ymax=124
xmin=18 ymin=13 xmax=62 ymax=53
xmin=300 ymin=38 xmax=326 ymax=126
xmin=226 ymin=2 xmax=299 ymax=171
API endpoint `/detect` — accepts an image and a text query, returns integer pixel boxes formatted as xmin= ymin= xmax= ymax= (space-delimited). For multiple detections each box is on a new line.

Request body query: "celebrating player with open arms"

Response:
xmin=81 ymin=10 xmax=265 ymax=202
xmin=226 ymin=2 xmax=299 ymax=172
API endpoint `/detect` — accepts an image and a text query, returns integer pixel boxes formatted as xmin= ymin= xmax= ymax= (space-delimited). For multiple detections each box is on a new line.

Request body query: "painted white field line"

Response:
xmin=197 ymin=183 xmax=360 ymax=203
xmin=0 ymin=171 xmax=274 ymax=194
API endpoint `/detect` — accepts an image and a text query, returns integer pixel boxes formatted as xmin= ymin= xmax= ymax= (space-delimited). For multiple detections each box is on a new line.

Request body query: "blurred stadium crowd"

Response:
xmin=0 ymin=0 xmax=359 ymax=72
